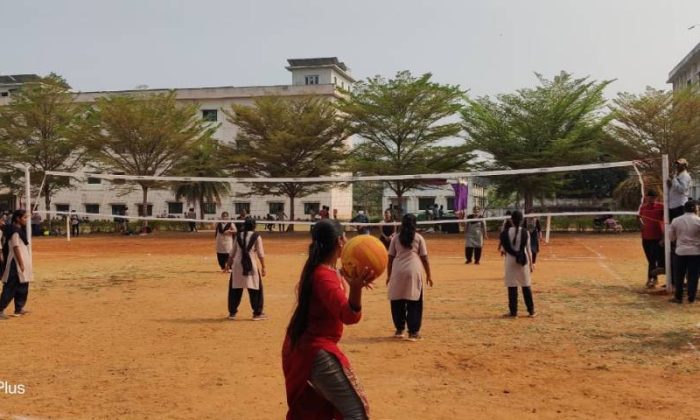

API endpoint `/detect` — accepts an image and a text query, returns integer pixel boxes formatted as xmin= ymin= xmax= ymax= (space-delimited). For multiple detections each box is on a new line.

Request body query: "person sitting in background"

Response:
xmin=351 ymin=210 xmax=370 ymax=235
xmin=30 ymin=212 xmax=42 ymax=237
xmin=669 ymin=200 xmax=700 ymax=304
xmin=604 ymin=216 xmax=622 ymax=233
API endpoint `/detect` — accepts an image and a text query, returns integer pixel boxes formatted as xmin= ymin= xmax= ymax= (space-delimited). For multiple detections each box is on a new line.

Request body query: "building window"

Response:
xmin=85 ymin=204 xmax=100 ymax=214
xmin=446 ymin=197 xmax=455 ymax=211
xmin=55 ymin=204 xmax=70 ymax=213
xmin=202 ymin=109 xmax=218 ymax=122
xmin=304 ymin=75 xmax=320 ymax=85
xmin=418 ymin=197 xmax=435 ymax=211
xmin=0 ymin=92 xmax=8 ymax=97
xmin=137 ymin=204 xmax=153 ymax=216
xmin=304 ymin=202 xmax=320 ymax=215
xmin=111 ymin=204 xmax=127 ymax=215
xmin=168 ymin=202 xmax=183 ymax=214
xmin=234 ymin=202 xmax=250 ymax=215
xmin=87 ymin=177 xmax=101 ymax=185
xmin=269 ymin=202 xmax=285 ymax=215
xmin=202 ymin=202 xmax=217 ymax=214
xmin=111 ymin=171 xmax=126 ymax=185
xmin=334 ymin=76 xmax=338 ymax=85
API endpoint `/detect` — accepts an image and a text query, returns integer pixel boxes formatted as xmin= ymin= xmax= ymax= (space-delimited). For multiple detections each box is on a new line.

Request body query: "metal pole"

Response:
xmin=662 ymin=155 xmax=672 ymax=294
xmin=66 ymin=215 xmax=71 ymax=242
xmin=24 ymin=166 xmax=32 ymax=259
xmin=545 ymin=215 xmax=552 ymax=244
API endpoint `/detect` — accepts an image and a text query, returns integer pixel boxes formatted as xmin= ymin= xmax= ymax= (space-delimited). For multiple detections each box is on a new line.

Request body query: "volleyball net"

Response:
xmin=31 ymin=158 xmax=659 ymax=230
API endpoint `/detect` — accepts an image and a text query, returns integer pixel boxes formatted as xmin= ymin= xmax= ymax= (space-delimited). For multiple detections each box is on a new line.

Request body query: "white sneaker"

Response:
xmin=252 ymin=314 xmax=268 ymax=321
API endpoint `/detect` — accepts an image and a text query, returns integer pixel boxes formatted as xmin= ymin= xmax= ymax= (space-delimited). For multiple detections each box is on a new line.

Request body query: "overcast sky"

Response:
xmin=2 ymin=0 xmax=700 ymax=98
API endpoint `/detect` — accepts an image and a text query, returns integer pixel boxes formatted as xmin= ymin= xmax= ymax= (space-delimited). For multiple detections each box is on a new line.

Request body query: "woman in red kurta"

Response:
xmin=283 ymin=219 xmax=374 ymax=420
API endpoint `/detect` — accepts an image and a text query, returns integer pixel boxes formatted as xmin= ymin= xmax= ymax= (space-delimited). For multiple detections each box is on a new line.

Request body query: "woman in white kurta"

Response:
xmin=500 ymin=210 xmax=535 ymax=317
xmin=226 ymin=217 xmax=266 ymax=320
xmin=386 ymin=213 xmax=433 ymax=341
xmin=0 ymin=210 xmax=32 ymax=319
xmin=215 ymin=212 xmax=236 ymax=271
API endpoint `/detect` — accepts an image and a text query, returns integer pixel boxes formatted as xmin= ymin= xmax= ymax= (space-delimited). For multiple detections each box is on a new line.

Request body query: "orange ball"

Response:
xmin=341 ymin=235 xmax=388 ymax=282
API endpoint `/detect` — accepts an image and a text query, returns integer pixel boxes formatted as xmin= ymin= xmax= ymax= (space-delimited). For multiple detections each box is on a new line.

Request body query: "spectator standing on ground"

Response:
xmin=465 ymin=206 xmax=487 ymax=265
xmin=70 ymin=210 xmax=80 ymax=237
xmin=185 ymin=208 xmax=197 ymax=232
xmin=638 ymin=190 xmax=665 ymax=288
xmin=667 ymin=159 xmax=692 ymax=290
xmin=669 ymin=200 xmax=700 ymax=304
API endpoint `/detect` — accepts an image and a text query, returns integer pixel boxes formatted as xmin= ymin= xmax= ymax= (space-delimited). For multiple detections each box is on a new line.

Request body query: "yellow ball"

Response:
xmin=341 ymin=235 xmax=388 ymax=282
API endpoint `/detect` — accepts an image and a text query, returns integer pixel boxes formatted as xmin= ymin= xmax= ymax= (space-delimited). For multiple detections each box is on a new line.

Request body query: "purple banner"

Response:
xmin=451 ymin=183 xmax=468 ymax=212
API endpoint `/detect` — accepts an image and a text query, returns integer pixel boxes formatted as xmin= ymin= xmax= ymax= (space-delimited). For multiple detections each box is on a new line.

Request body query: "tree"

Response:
xmin=171 ymin=137 xmax=231 ymax=220
xmin=85 ymin=91 xmax=215 ymax=228
xmin=461 ymin=72 xmax=614 ymax=212
xmin=337 ymin=71 xmax=470 ymax=215
xmin=0 ymin=73 xmax=86 ymax=220
xmin=225 ymin=96 xmax=348 ymax=231
xmin=606 ymin=86 xmax=700 ymax=193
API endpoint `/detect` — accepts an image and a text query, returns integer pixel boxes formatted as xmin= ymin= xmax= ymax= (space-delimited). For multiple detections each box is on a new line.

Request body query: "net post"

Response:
xmin=24 ymin=165 xmax=32 ymax=259
xmin=662 ymin=155 xmax=672 ymax=294
xmin=545 ymin=215 xmax=552 ymax=244
xmin=66 ymin=214 xmax=71 ymax=242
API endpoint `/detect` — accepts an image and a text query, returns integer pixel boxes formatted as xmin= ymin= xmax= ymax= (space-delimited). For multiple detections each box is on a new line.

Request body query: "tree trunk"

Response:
xmin=141 ymin=185 xmax=149 ymax=229
xmin=44 ymin=184 xmax=52 ymax=230
xmin=198 ymin=192 xmax=205 ymax=228
xmin=524 ymin=192 xmax=534 ymax=214
xmin=396 ymin=192 xmax=404 ymax=219
xmin=287 ymin=194 xmax=295 ymax=232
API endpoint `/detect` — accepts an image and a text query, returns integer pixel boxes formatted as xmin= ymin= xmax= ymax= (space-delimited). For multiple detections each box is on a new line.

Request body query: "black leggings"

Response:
xmin=228 ymin=277 xmax=264 ymax=316
xmin=508 ymin=286 xmax=534 ymax=316
xmin=465 ymin=247 xmax=482 ymax=263
xmin=673 ymin=254 xmax=700 ymax=302
xmin=216 ymin=253 xmax=229 ymax=270
xmin=0 ymin=269 xmax=29 ymax=314
xmin=642 ymin=239 xmax=664 ymax=279
xmin=390 ymin=293 xmax=423 ymax=334
xmin=309 ymin=350 xmax=367 ymax=420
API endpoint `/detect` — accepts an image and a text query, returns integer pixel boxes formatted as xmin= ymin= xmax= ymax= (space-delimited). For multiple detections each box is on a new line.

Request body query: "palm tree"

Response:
xmin=172 ymin=138 xmax=231 ymax=221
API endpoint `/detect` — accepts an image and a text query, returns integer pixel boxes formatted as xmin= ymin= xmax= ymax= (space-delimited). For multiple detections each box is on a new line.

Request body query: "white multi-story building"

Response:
xmin=668 ymin=40 xmax=700 ymax=90
xmin=1 ymin=58 xmax=356 ymax=220
xmin=382 ymin=181 xmax=487 ymax=217
xmin=668 ymin=41 xmax=700 ymax=199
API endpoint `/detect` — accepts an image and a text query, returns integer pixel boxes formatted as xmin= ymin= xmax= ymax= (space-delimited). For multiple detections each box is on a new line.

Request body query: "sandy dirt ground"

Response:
xmin=1 ymin=231 xmax=700 ymax=419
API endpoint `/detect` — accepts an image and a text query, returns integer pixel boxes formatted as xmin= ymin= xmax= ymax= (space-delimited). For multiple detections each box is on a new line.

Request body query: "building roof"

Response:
xmin=0 ymin=74 xmax=40 ymax=85
xmin=286 ymin=57 xmax=355 ymax=82
xmin=668 ymin=41 xmax=700 ymax=83
xmin=287 ymin=57 xmax=348 ymax=71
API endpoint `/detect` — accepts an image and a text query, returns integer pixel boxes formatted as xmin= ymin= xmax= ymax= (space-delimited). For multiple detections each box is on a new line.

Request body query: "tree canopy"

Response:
xmin=336 ymin=71 xmax=471 ymax=212
xmin=461 ymin=72 xmax=614 ymax=211
xmin=0 ymin=73 xmax=86 ymax=214
xmin=171 ymin=137 xmax=231 ymax=220
xmin=84 ymin=91 xmax=215 ymax=226
xmin=225 ymin=96 xmax=348 ymax=229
